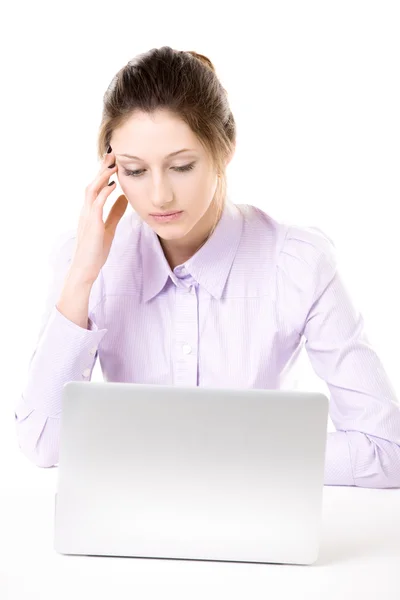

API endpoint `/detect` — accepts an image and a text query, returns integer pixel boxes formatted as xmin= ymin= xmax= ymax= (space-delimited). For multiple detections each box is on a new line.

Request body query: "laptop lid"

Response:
xmin=54 ymin=381 xmax=329 ymax=565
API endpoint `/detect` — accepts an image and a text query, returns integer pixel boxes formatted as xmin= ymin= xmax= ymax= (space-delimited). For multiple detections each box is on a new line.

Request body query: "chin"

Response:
xmin=154 ymin=226 xmax=190 ymax=240
xmin=152 ymin=217 xmax=197 ymax=238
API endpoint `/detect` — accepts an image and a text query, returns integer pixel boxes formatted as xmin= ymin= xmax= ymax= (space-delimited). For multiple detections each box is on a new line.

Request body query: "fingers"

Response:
xmin=85 ymin=148 xmax=118 ymax=204
xmin=91 ymin=177 xmax=118 ymax=214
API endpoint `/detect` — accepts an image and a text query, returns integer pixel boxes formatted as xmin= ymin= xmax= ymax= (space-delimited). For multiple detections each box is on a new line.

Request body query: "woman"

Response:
xmin=15 ymin=46 xmax=400 ymax=488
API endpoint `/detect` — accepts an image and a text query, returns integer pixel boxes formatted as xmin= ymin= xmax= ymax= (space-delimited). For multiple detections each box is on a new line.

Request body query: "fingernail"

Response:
xmin=108 ymin=163 xmax=116 ymax=169
xmin=108 ymin=181 xmax=115 ymax=186
xmin=107 ymin=145 xmax=112 ymax=153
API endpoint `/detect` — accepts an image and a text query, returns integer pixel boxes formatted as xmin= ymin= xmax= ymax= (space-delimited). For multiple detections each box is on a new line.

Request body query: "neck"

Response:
xmin=159 ymin=200 xmax=220 ymax=270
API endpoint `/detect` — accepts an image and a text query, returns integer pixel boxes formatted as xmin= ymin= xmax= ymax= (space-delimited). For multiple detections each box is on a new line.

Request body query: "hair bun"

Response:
xmin=186 ymin=50 xmax=216 ymax=74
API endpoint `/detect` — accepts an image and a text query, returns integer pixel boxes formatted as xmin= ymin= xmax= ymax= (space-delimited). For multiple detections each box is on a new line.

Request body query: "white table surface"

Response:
xmin=2 ymin=446 xmax=400 ymax=600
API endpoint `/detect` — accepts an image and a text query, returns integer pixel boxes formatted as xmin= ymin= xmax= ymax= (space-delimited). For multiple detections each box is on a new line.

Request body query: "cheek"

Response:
xmin=116 ymin=175 xmax=127 ymax=192
xmin=117 ymin=177 xmax=138 ymax=197
xmin=181 ymin=170 xmax=211 ymax=193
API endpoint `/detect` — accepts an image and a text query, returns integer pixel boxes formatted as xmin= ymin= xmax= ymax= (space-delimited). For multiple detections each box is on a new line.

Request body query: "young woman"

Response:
xmin=15 ymin=46 xmax=400 ymax=488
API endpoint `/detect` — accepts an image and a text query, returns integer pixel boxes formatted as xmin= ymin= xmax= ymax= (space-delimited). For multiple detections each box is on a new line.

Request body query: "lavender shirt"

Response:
xmin=15 ymin=200 xmax=400 ymax=487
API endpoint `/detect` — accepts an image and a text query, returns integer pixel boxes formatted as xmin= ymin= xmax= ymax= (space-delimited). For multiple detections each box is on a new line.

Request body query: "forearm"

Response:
xmin=56 ymin=267 xmax=94 ymax=329
xmin=15 ymin=307 xmax=108 ymax=467
xmin=324 ymin=430 xmax=400 ymax=488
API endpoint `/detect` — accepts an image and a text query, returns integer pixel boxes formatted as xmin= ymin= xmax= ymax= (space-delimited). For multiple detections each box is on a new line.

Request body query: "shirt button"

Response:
xmin=89 ymin=347 xmax=97 ymax=355
xmin=182 ymin=344 xmax=192 ymax=355
xmin=82 ymin=368 xmax=91 ymax=377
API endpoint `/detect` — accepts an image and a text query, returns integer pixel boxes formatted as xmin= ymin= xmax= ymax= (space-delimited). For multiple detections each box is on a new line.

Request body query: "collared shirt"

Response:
xmin=15 ymin=200 xmax=400 ymax=487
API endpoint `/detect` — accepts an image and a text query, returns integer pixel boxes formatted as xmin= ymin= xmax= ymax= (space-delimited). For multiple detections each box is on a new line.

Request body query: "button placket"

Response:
xmin=173 ymin=286 xmax=199 ymax=386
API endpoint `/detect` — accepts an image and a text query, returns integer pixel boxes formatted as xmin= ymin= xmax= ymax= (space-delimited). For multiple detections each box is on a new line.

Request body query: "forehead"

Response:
xmin=111 ymin=109 xmax=204 ymax=158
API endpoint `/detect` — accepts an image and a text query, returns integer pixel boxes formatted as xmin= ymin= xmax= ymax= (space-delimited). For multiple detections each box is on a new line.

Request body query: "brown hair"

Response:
xmin=97 ymin=46 xmax=236 ymax=238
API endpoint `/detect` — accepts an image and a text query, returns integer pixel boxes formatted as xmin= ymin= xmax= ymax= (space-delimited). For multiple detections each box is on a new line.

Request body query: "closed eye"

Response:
xmin=123 ymin=162 xmax=196 ymax=178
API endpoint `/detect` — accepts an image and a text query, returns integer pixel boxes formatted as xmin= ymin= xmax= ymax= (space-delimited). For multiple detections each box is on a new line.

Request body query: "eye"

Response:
xmin=123 ymin=162 xmax=196 ymax=178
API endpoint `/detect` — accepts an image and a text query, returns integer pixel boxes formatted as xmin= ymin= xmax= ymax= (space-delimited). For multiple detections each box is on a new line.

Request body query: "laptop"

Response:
xmin=54 ymin=381 xmax=329 ymax=565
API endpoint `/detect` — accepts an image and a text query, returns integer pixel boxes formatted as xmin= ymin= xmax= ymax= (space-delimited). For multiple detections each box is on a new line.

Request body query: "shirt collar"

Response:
xmin=140 ymin=199 xmax=243 ymax=302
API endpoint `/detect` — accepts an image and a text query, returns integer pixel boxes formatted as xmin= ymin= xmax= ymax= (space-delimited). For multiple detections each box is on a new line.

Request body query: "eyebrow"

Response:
xmin=115 ymin=148 xmax=196 ymax=160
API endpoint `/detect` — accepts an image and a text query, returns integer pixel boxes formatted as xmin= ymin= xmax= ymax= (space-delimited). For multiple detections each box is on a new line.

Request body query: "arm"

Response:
xmin=277 ymin=226 xmax=400 ymax=488
xmin=15 ymin=233 xmax=108 ymax=468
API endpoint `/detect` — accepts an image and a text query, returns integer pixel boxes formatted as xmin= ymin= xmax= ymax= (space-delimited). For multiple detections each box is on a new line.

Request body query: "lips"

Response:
xmin=150 ymin=211 xmax=182 ymax=216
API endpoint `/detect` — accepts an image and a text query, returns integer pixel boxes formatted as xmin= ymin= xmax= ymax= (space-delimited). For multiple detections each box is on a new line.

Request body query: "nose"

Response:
xmin=150 ymin=175 xmax=174 ymax=209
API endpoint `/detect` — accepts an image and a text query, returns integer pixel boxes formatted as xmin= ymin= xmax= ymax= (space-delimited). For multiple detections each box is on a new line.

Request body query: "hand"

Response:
xmin=69 ymin=147 xmax=128 ymax=284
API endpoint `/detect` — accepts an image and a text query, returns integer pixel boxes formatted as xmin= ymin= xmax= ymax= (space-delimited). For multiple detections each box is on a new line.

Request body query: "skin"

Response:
xmin=110 ymin=109 xmax=234 ymax=270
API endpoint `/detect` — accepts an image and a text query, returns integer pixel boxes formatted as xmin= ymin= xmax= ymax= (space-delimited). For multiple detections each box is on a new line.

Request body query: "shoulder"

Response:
xmin=236 ymin=202 xmax=281 ymax=235
xmin=224 ymin=203 xmax=325 ymax=299
xmin=234 ymin=202 xmax=283 ymax=264
xmin=276 ymin=222 xmax=337 ymax=288
xmin=234 ymin=204 xmax=339 ymax=318
xmin=273 ymin=220 xmax=338 ymax=332
xmin=234 ymin=203 xmax=337 ymax=276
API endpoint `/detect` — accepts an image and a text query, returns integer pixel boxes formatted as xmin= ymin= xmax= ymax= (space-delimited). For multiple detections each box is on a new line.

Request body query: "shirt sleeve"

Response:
xmin=15 ymin=231 xmax=108 ymax=468
xmin=276 ymin=224 xmax=400 ymax=488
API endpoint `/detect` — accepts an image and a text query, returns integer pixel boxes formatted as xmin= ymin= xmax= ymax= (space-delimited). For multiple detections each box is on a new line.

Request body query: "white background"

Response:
xmin=1 ymin=1 xmax=399 ymax=597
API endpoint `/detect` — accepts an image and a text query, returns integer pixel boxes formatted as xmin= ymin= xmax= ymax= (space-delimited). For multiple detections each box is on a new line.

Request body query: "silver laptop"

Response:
xmin=54 ymin=381 xmax=329 ymax=565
